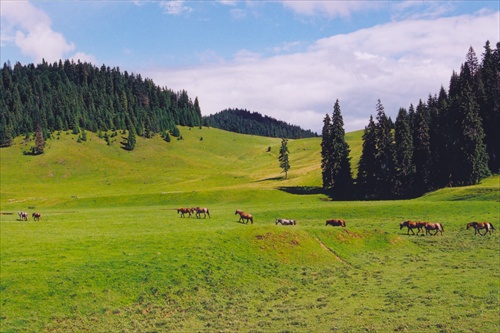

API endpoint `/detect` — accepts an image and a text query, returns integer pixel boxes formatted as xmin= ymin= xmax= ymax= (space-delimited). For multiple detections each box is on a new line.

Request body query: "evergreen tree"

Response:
xmin=393 ymin=108 xmax=414 ymax=197
xmin=357 ymin=116 xmax=378 ymax=199
xmin=480 ymin=41 xmax=500 ymax=173
xmin=412 ymin=100 xmax=433 ymax=194
xmin=278 ymin=138 xmax=290 ymax=179
xmin=374 ymin=100 xmax=395 ymax=198
xmin=454 ymin=84 xmax=490 ymax=185
xmin=125 ymin=129 xmax=136 ymax=151
xmin=329 ymin=100 xmax=352 ymax=194
xmin=0 ymin=115 xmax=13 ymax=147
xmin=33 ymin=123 xmax=45 ymax=155
xmin=320 ymin=113 xmax=333 ymax=189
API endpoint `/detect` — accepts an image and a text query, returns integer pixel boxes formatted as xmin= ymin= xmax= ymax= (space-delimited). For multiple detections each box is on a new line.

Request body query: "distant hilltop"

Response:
xmin=204 ymin=108 xmax=318 ymax=139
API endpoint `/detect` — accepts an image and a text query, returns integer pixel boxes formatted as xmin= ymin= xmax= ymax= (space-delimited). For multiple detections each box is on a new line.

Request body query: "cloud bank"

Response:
xmin=146 ymin=11 xmax=499 ymax=133
xmin=0 ymin=1 xmax=95 ymax=64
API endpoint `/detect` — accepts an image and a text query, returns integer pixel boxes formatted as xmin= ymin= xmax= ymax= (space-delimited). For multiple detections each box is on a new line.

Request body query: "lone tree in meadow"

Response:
xmin=125 ymin=128 xmax=136 ymax=151
xmin=32 ymin=123 xmax=45 ymax=155
xmin=279 ymin=138 xmax=290 ymax=179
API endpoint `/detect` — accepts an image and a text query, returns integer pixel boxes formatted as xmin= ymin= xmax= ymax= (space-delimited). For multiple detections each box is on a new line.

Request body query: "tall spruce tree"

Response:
xmin=393 ymin=108 xmax=414 ymax=197
xmin=329 ymin=100 xmax=352 ymax=194
xmin=320 ymin=113 xmax=333 ymax=188
xmin=412 ymin=100 xmax=433 ymax=194
xmin=125 ymin=128 xmax=136 ymax=151
xmin=33 ymin=123 xmax=45 ymax=155
xmin=357 ymin=115 xmax=378 ymax=199
xmin=480 ymin=41 xmax=500 ymax=173
xmin=454 ymin=84 xmax=490 ymax=185
xmin=278 ymin=138 xmax=290 ymax=179
xmin=374 ymin=100 xmax=395 ymax=198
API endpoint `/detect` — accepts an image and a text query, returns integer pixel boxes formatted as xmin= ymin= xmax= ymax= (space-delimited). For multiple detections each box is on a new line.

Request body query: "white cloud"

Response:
xmin=280 ymin=0 xmax=382 ymax=17
xmin=159 ymin=1 xmax=193 ymax=15
xmin=0 ymin=1 xmax=95 ymax=64
xmin=145 ymin=12 xmax=499 ymax=133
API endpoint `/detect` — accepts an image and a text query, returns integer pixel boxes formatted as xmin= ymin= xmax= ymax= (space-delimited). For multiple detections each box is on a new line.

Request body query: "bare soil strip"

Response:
xmin=315 ymin=237 xmax=352 ymax=267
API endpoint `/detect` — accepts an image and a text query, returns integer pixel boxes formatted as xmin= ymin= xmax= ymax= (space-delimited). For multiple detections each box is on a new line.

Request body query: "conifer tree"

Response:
xmin=279 ymin=138 xmax=290 ymax=179
xmin=320 ymin=113 xmax=333 ymax=189
xmin=393 ymin=108 xmax=414 ymax=197
xmin=374 ymin=100 xmax=394 ymax=198
xmin=357 ymin=116 xmax=378 ymax=199
xmin=453 ymin=84 xmax=490 ymax=185
xmin=125 ymin=129 xmax=136 ymax=151
xmin=412 ymin=100 xmax=433 ymax=194
xmin=479 ymin=41 xmax=500 ymax=173
xmin=33 ymin=123 xmax=45 ymax=155
xmin=329 ymin=100 xmax=352 ymax=194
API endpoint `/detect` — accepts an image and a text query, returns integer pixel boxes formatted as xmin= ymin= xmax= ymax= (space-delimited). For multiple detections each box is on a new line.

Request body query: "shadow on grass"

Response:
xmin=277 ymin=186 xmax=358 ymax=201
xmin=277 ymin=186 xmax=324 ymax=195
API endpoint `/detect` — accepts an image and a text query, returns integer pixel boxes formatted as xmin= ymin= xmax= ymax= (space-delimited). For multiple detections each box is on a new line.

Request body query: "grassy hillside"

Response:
xmin=1 ymin=128 xmax=498 ymax=332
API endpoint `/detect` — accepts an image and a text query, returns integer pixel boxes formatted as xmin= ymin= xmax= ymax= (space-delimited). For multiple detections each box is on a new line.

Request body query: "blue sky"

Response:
xmin=1 ymin=1 xmax=499 ymax=132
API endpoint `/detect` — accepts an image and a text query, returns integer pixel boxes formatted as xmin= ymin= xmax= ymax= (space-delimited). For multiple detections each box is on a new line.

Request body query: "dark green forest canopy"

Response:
xmin=0 ymin=59 xmax=202 ymax=144
xmin=204 ymin=108 xmax=318 ymax=139
xmin=320 ymin=40 xmax=499 ymax=200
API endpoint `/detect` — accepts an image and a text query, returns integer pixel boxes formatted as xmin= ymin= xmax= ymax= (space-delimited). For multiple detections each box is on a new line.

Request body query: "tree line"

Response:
xmin=0 ymin=59 xmax=203 ymax=147
xmin=322 ymin=41 xmax=499 ymax=199
xmin=203 ymin=108 xmax=318 ymax=139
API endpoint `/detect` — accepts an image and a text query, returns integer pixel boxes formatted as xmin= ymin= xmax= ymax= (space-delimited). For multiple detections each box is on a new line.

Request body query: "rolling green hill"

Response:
xmin=0 ymin=128 xmax=498 ymax=332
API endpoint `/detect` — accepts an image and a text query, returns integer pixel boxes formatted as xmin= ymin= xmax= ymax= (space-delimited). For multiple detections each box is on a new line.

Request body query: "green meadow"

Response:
xmin=1 ymin=127 xmax=498 ymax=332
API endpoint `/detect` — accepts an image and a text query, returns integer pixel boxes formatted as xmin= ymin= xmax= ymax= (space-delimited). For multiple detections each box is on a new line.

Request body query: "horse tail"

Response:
xmin=490 ymin=223 xmax=495 ymax=230
xmin=207 ymin=209 xmax=210 ymax=218
xmin=441 ymin=223 xmax=444 ymax=232
xmin=250 ymin=216 xmax=254 ymax=224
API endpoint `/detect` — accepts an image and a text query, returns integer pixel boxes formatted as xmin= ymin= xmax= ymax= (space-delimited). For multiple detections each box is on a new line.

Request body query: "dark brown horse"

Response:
xmin=195 ymin=207 xmax=210 ymax=219
xmin=424 ymin=222 xmax=444 ymax=236
xmin=400 ymin=220 xmax=426 ymax=235
xmin=177 ymin=207 xmax=193 ymax=218
xmin=326 ymin=219 xmax=345 ymax=227
xmin=32 ymin=212 xmax=42 ymax=221
xmin=466 ymin=222 xmax=495 ymax=236
xmin=235 ymin=209 xmax=253 ymax=224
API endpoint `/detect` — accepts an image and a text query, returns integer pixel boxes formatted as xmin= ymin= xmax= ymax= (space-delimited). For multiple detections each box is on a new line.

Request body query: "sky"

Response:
xmin=1 ymin=1 xmax=499 ymax=133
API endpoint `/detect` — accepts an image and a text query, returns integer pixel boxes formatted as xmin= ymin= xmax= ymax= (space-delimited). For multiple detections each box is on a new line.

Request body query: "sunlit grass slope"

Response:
xmin=1 ymin=127 xmax=498 ymax=333
xmin=0 ymin=127 xmax=329 ymax=208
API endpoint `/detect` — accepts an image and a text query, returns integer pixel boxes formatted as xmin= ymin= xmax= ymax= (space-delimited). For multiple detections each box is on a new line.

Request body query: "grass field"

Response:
xmin=1 ymin=127 xmax=499 ymax=332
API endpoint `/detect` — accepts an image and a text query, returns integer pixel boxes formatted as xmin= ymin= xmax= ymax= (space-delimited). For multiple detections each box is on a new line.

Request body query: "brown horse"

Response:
xmin=32 ymin=212 xmax=42 ymax=221
xmin=326 ymin=219 xmax=345 ymax=227
xmin=195 ymin=207 xmax=210 ymax=219
xmin=400 ymin=221 xmax=426 ymax=235
xmin=177 ymin=207 xmax=192 ymax=218
xmin=466 ymin=222 xmax=495 ymax=236
xmin=424 ymin=222 xmax=444 ymax=236
xmin=235 ymin=209 xmax=253 ymax=224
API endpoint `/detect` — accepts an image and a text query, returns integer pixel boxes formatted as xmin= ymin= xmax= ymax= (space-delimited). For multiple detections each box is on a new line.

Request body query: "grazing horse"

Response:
xmin=424 ymin=222 xmax=444 ymax=236
xmin=195 ymin=207 xmax=210 ymax=219
xmin=466 ymin=222 xmax=495 ymax=236
xmin=32 ymin=212 xmax=42 ymax=221
xmin=326 ymin=219 xmax=346 ymax=227
xmin=400 ymin=221 xmax=426 ymax=235
xmin=276 ymin=218 xmax=296 ymax=225
xmin=235 ymin=209 xmax=253 ymax=224
xmin=18 ymin=211 xmax=28 ymax=221
xmin=177 ymin=207 xmax=192 ymax=218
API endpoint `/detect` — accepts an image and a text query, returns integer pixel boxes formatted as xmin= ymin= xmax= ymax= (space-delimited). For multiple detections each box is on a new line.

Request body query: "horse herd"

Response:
xmin=17 ymin=211 xmax=42 ymax=221
xmin=177 ymin=208 xmax=495 ymax=237
xmin=16 ymin=209 xmax=496 ymax=237
xmin=400 ymin=220 xmax=496 ymax=236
